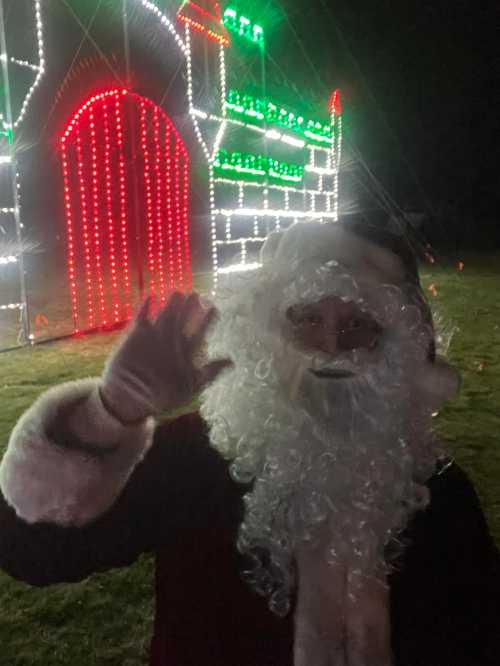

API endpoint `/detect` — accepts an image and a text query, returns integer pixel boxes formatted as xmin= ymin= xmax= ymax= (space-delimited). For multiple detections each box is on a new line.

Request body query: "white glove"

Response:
xmin=100 ymin=292 xmax=232 ymax=424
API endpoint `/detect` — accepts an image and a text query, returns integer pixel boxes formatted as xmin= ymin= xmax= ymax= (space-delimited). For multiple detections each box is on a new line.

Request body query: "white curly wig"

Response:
xmin=201 ymin=221 xmax=457 ymax=616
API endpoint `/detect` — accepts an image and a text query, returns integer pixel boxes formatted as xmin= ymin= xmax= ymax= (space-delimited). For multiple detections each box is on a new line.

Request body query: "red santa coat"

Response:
xmin=0 ymin=412 xmax=499 ymax=665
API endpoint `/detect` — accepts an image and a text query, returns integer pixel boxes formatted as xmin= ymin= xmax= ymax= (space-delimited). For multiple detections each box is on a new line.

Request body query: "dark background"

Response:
xmin=259 ymin=0 xmax=499 ymax=252
xmin=9 ymin=0 xmax=500 ymax=265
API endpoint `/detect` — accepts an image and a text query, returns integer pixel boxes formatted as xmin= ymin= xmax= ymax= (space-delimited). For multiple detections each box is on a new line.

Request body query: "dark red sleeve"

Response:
xmin=0 ymin=412 xmax=239 ymax=586
xmin=389 ymin=461 xmax=500 ymax=665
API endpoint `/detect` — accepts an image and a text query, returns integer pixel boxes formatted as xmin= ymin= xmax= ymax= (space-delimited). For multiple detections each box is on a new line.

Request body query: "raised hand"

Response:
xmin=100 ymin=292 xmax=232 ymax=424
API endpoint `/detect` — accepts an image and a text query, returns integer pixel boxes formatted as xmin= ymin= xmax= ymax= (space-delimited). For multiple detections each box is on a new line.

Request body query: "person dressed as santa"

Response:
xmin=0 ymin=221 xmax=498 ymax=666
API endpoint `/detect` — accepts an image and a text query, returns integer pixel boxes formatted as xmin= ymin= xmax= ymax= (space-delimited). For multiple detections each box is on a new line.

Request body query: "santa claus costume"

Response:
xmin=0 ymin=222 xmax=498 ymax=666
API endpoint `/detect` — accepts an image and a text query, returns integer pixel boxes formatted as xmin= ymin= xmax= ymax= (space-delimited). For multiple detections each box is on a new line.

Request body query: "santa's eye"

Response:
xmin=286 ymin=306 xmax=323 ymax=326
xmin=302 ymin=314 xmax=323 ymax=326
xmin=337 ymin=317 xmax=381 ymax=351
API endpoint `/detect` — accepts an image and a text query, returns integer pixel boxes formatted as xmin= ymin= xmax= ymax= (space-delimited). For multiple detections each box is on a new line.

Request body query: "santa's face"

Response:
xmin=202 ymin=222 xmax=458 ymax=621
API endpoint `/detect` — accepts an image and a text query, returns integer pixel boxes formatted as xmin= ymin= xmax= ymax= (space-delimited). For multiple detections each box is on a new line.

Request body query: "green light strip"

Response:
xmin=223 ymin=7 xmax=264 ymax=46
xmin=213 ymin=149 xmax=304 ymax=184
xmin=0 ymin=128 xmax=13 ymax=144
xmin=0 ymin=117 xmax=13 ymax=144
xmin=226 ymin=89 xmax=333 ymax=146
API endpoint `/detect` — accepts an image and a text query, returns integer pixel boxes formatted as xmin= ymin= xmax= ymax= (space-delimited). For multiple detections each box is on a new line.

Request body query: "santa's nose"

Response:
xmin=316 ymin=314 xmax=340 ymax=354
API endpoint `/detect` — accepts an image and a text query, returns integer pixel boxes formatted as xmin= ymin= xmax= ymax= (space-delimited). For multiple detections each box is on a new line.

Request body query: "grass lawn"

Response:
xmin=0 ymin=258 xmax=499 ymax=665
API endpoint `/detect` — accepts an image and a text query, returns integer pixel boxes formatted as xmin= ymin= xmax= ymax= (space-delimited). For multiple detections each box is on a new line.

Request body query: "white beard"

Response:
xmin=201 ymin=258 xmax=440 ymax=617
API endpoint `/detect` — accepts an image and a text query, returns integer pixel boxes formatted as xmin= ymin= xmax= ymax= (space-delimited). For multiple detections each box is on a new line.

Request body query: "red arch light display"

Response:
xmin=61 ymin=88 xmax=191 ymax=333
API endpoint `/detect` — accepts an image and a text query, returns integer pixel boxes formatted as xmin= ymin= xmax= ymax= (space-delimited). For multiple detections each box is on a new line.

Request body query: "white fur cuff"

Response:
xmin=0 ymin=379 xmax=155 ymax=527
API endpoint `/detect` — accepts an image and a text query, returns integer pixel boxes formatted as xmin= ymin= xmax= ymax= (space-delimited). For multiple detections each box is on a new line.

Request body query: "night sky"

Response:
xmin=9 ymin=0 xmax=500 ymax=254
xmin=270 ymin=0 xmax=499 ymax=249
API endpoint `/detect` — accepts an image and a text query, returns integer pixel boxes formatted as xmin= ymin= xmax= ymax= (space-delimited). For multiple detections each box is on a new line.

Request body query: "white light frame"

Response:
xmin=130 ymin=3 xmax=342 ymax=292
xmin=0 ymin=0 xmax=47 ymax=346
xmin=13 ymin=0 xmax=46 ymax=128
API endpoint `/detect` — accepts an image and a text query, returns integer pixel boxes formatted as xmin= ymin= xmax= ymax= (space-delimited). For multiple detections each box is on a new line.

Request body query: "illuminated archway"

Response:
xmin=61 ymin=88 xmax=191 ymax=332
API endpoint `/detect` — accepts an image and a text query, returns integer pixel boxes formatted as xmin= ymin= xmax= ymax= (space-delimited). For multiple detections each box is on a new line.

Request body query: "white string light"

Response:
xmin=336 ymin=116 xmax=343 ymax=169
xmin=185 ymin=26 xmax=210 ymax=161
xmin=330 ymin=98 xmax=342 ymax=222
xmin=203 ymin=48 xmax=341 ymax=281
xmin=10 ymin=57 xmax=40 ymax=72
xmin=219 ymin=42 xmax=227 ymax=116
xmin=92 ymin=4 xmax=341 ymax=289
xmin=191 ymin=107 xmax=309 ymax=150
xmin=182 ymin=23 xmax=227 ymax=289
xmin=208 ymin=164 xmax=219 ymax=292
xmin=216 ymin=236 xmax=267 ymax=245
xmin=263 ymin=187 xmax=269 ymax=211
xmin=211 ymin=120 xmax=226 ymax=161
xmin=0 ymin=255 xmax=17 ymax=265
xmin=134 ymin=0 xmax=186 ymax=53
xmin=214 ymin=208 xmax=338 ymax=220
xmin=13 ymin=0 xmax=46 ymax=128
xmin=214 ymin=177 xmax=330 ymax=198
xmin=0 ymin=3 xmax=36 ymax=342
xmin=0 ymin=302 xmax=23 ymax=311
xmin=305 ymin=164 xmax=337 ymax=175
xmin=218 ymin=262 xmax=261 ymax=274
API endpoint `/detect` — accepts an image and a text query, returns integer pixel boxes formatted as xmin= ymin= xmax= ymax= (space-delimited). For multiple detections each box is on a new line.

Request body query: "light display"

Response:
xmin=135 ymin=0 xmax=187 ymax=53
xmin=0 ymin=302 xmax=22 ymax=311
xmin=0 ymin=116 xmax=13 ymax=143
xmin=1 ymin=0 xmax=342 ymax=349
xmin=177 ymin=1 xmax=230 ymax=47
xmin=139 ymin=97 xmax=156 ymax=298
xmin=153 ymin=106 xmax=167 ymax=300
xmin=329 ymin=88 xmax=342 ymax=115
xmin=179 ymin=16 xmax=342 ymax=289
xmin=0 ymin=0 xmax=46 ymax=346
xmin=102 ymin=99 xmax=121 ymax=322
xmin=184 ymin=27 xmax=211 ymax=161
xmin=114 ymin=91 xmax=132 ymax=319
xmin=61 ymin=89 xmax=191 ymax=333
xmin=0 ymin=254 xmax=17 ymax=265
xmin=13 ymin=0 xmax=45 ymax=128
xmin=226 ymin=89 xmax=333 ymax=145
xmin=213 ymin=149 xmax=305 ymax=184
xmin=132 ymin=0 xmax=341 ymax=289
xmin=191 ymin=106 xmax=306 ymax=148
xmin=222 ymin=7 xmax=264 ymax=47
xmin=213 ymin=207 xmax=337 ymax=220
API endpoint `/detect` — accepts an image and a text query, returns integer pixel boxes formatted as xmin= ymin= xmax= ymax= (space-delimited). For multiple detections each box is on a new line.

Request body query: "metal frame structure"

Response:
xmin=0 ymin=0 xmax=45 ymax=348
